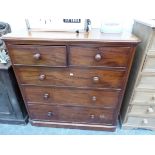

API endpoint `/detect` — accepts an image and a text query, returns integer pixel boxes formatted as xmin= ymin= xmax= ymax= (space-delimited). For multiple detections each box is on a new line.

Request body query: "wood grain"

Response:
xmin=7 ymin=45 xmax=67 ymax=66
xmin=28 ymin=104 xmax=114 ymax=124
xmin=22 ymin=86 xmax=121 ymax=108
xmin=15 ymin=66 xmax=125 ymax=89
xmin=69 ymin=46 xmax=131 ymax=68
xmin=3 ymin=29 xmax=139 ymax=131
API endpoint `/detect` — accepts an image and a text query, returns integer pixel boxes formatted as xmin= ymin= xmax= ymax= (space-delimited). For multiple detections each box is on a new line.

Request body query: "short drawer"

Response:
xmin=131 ymin=91 xmax=155 ymax=105
xmin=128 ymin=105 xmax=155 ymax=117
xmin=7 ymin=45 xmax=67 ymax=66
xmin=16 ymin=67 xmax=125 ymax=89
xmin=125 ymin=116 xmax=155 ymax=127
xmin=69 ymin=46 xmax=131 ymax=68
xmin=28 ymin=104 xmax=114 ymax=124
xmin=23 ymin=86 xmax=121 ymax=108
xmin=137 ymin=74 xmax=155 ymax=90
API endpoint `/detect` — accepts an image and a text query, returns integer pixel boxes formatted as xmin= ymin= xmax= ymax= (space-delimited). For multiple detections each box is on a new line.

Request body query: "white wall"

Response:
xmin=0 ymin=0 xmax=155 ymax=32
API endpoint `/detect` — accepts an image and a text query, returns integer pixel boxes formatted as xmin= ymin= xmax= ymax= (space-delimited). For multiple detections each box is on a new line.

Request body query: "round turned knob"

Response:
xmin=33 ymin=53 xmax=41 ymax=60
xmin=90 ymin=114 xmax=95 ymax=119
xmin=39 ymin=74 xmax=46 ymax=80
xmin=92 ymin=96 xmax=97 ymax=101
xmin=147 ymin=107 xmax=154 ymax=113
xmin=142 ymin=119 xmax=148 ymax=124
xmin=93 ymin=76 xmax=99 ymax=83
xmin=95 ymin=54 xmax=102 ymax=61
xmin=47 ymin=112 xmax=53 ymax=117
xmin=43 ymin=93 xmax=49 ymax=100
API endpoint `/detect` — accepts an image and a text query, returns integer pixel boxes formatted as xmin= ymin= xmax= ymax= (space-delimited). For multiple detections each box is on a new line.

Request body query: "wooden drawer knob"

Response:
xmin=92 ymin=96 xmax=97 ymax=101
xmin=33 ymin=53 xmax=41 ymax=60
xmin=90 ymin=114 xmax=95 ymax=119
xmin=142 ymin=119 xmax=148 ymax=124
xmin=147 ymin=107 xmax=154 ymax=113
xmin=44 ymin=93 xmax=49 ymax=100
xmin=93 ymin=76 xmax=99 ymax=83
xmin=39 ymin=74 xmax=46 ymax=80
xmin=47 ymin=112 xmax=54 ymax=117
xmin=95 ymin=54 xmax=102 ymax=61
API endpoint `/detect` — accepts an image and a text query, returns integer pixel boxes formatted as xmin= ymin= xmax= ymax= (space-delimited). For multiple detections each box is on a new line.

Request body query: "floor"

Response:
xmin=0 ymin=122 xmax=155 ymax=135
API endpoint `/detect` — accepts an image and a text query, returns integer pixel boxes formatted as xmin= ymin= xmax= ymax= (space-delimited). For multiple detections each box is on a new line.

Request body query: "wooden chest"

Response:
xmin=3 ymin=29 xmax=139 ymax=131
xmin=121 ymin=20 xmax=155 ymax=130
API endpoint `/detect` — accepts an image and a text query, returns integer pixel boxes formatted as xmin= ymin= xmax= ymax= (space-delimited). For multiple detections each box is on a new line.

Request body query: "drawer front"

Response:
xmin=16 ymin=67 xmax=125 ymax=89
xmin=8 ymin=45 xmax=67 ymax=66
xmin=142 ymin=56 xmax=155 ymax=72
xmin=132 ymin=91 xmax=155 ymax=105
xmin=28 ymin=104 xmax=114 ymax=124
xmin=128 ymin=105 xmax=155 ymax=117
xmin=23 ymin=86 xmax=120 ymax=108
xmin=137 ymin=74 xmax=155 ymax=90
xmin=149 ymin=32 xmax=155 ymax=50
xmin=69 ymin=46 xmax=131 ymax=67
xmin=125 ymin=116 xmax=155 ymax=127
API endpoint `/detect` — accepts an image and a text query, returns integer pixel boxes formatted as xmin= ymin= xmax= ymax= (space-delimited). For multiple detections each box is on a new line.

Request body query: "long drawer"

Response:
xmin=28 ymin=104 xmax=114 ymax=124
xmin=128 ymin=105 xmax=155 ymax=117
xmin=22 ymin=86 xmax=120 ymax=108
xmin=131 ymin=90 xmax=155 ymax=105
xmin=142 ymin=55 xmax=155 ymax=72
xmin=137 ymin=73 xmax=155 ymax=90
xmin=125 ymin=116 xmax=155 ymax=127
xmin=7 ymin=45 xmax=67 ymax=66
xmin=69 ymin=46 xmax=131 ymax=68
xmin=15 ymin=67 xmax=125 ymax=89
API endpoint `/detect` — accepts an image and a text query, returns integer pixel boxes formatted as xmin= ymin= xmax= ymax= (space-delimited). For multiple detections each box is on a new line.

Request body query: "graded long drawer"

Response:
xmin=125 ymin=116 xmax=155 ymax=127
xmin=128 ymin=105 xmax=155 ymax=117
xmin=16 ymin=67 xmax=125 ymax=89
xmin=22 ymin=86 xmax=120 ymax=108
xmin=131 ymin=91 xmax=155 ymax=105
xmin=142 ymin=55 xmax=155 ymax=72
xmin=137 ymin=74 xmax=155 ymax=90
xmin=7 ymin=45 xmax=67 ymax=66
xmin=28 ymin=104 xmax=114 ymax=124
xmin=69 ymin=46 xmax=131 ymax=68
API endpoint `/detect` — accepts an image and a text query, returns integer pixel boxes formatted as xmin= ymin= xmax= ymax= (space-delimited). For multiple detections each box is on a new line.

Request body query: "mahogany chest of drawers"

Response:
xmin=3 ymin=29 xmax=140 ymax=131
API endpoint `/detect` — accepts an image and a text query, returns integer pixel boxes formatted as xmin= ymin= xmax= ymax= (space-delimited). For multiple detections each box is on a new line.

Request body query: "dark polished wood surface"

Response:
xmin=69 ymin=46 xmax=131 ymax=68
xmin=23 ymin=86 xmax=120 ymax=108
xmin=3 ymin=29 xmax=140 ymax=131
xmin=15 ymin=67 xmax=125 ymax=89
xmin=7 ymin=45 xmax=67 ymax=66
xmin=28 ymin=104 xmax=114 ymax=124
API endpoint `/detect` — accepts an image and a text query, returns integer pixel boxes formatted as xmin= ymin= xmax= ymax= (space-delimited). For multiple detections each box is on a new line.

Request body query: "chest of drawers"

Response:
xmin=121 ymin=20 xmax=155 ymax=130
xmin=3 ymin=29 xmax=139 ymax=131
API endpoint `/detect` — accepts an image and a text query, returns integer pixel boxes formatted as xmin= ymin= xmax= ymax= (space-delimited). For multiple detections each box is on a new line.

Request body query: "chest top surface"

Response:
xmin=2 ymin=29 xmax=140 ymax=44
